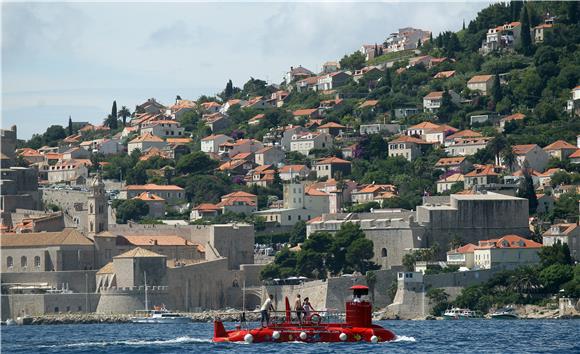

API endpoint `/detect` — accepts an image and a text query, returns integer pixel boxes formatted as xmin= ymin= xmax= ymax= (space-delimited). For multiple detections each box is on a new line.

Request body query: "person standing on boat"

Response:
xmin=294 ymin=294 xmax=304 ymax=323
xmin=303 ymin=297 xmax=314 ymax=319
xmin=260 ymin=294 xmax=274 ymax=327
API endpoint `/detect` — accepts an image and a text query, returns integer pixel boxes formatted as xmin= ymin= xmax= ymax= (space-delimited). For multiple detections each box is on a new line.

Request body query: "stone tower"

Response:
xmin=87 ymin=174 xmax=108 ymax=235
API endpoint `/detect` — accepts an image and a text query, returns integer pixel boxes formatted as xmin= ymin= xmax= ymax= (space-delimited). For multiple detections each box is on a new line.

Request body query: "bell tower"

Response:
xmin=87 ymin=174 xmax=108 ymax=236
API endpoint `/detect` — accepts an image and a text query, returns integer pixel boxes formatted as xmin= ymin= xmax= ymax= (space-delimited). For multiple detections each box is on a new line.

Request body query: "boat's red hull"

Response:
xmin=213 ymin=321 xmax=396 ymax=343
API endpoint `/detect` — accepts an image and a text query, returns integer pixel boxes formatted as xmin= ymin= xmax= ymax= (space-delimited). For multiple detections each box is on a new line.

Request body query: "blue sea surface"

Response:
xmin=2 ymin=320 xmax=579 ymax=353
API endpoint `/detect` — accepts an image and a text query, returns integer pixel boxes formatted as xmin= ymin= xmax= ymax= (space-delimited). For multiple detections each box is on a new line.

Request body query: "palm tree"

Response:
xmin=509 ymin=266 xmax=540 ymax=297
xmin=488 ymin=136 xmax=508 ymax=165
xmin=119 ymin=106 xmax=131 ymax=127
xmin=501 ymin=146 xmax=516 ymax=172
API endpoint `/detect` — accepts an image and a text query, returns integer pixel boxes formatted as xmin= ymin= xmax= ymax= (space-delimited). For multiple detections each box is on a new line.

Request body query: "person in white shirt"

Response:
xmin=260 ymin=294 xmax=274 ymax=327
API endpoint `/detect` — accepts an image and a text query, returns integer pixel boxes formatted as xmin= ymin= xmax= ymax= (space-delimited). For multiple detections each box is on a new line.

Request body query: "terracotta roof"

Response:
xmin=569 ymin=149 xmax=580 ymax=158
xmin=468 ymin=74 xmax=493 ymax=83
xmin=538 ymin=168 xmax=563 ymax=177
xmin=279 ymin=165 xmax=308 ymax=173
xmin=166 ymin=138 xmax=192 ymax=144
xmin=390 ymin=135 xmax=428 ymax=144
xmin=315 ymin=157 xmax=351 ymax=165
xmin=318 ymin=122 xmax=346 ymax=129
xmin=438 ymin=173 xmax=464 ymax=183
xmin=465 ymin=164 xmax=499 ymax=177
xmin=218 ymin=159 xmax=247 ymax=171
xmin=476 ymin=235 xmax=542 ymax=249
xmin=201 ymin=134 xmax=231 ymax=142
xmin=512 ymin=144 xmax=538 ymax=155
xmin=354 ymin=184 xmax=397 ymax=194
xmin=120 ymin=235 xmax=196 ymax=247
xmin=543 ymin=223 xmax=578 ymax=237
xmin=97 ymin=262 xmax=114 ymax=275
xmin=293 ymin=108 xmax=318 ymax=116
xmin=435 ymin=157 xmax=466 ymax=166
xmin=449 ymin=243 xmax=477 ymax=254
xmin=358 ymin=100 xmax=379 ymax=108
xmin=130 ymin=133 xmax=164 ymax=143
xmin=194 ymin=203 xmax=221 ymax=211
xmin=217 ymin=196 xmax=257 ymax=207
xmin=114 ymin=247 xmax=166 ymax=258
xmin=125 ymin=184 xmax=184 ymax=191
xmin=133 ymin=192 xmax=165 ymax=201
xmin=306 ymin=216 xmax=323 ymax=224
xmin=0 ymin=229 xmax=93 ymax=248
xmin=222 ymin=191 xmax=257 ymax=199
xmin=305 ymin=187 xmax=329 ymax=196
xmin=543 ymin=140 xmax=577 ymax=151
xmin=408 ymin=121 xmax=441 ymax=130
xmin=424 ymin=91 xmax=444 ymax=99
xmin=452 ymin=137 xmax=492 ymax=146
xmin=445 ymin=130 xmax=482 ymax=141
xmin=502 ymin=113 xmax=526 ymax=122
xmin=434 ymin=70 xmax=456 ymax=79
xmin=231 ymin=152 xmax=253 ymax=160
xmin=249 ymin=114 xmax=265 ymax=121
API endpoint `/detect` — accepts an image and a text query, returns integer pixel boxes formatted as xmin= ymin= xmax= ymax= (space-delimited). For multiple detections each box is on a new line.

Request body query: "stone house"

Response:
xmin=422 ymin=90 xmax=461 ymax=113
xmin=443 ymin=129 xmax=482 ymax=147
xmin=127 ymin=133 xmax=167 ymax=155
xmin=543 ymin=140 xmax=578 ymax=160
xmin=292 ymin=108 xmax=320 ymax=120
xmin=122 ymin=184 xmax=185 ymax=205
xmin=133 ymin=192 xmax=166 ymax=219
xmin=473 ymin=235 xmax=542 ymax=270
xmin=436 ymin=173 xmax=465 ymax=194
xmin=200 ymin=134 xmax=232 ymax=154
xmin=480 ymin=21 xmax=522 ymax=54
xmin=313 ymin=157 xmax=352 ymax=180
xmin=351 ymin=184 xmax=397 ymax=204
xmin=388 ymin=135 xmax=430 ymax=161
xmin=290 ymin=132 xmax=333 ymax=156
xmin=316 ymin=72 xmax=351 ymax=91
xmin=281 ymin=126 xmax=308 ymax=151
xmin=278 ymin=165 xmax=310 ymax=181
xmin=467 ymin=74 xmax=494 ymax=95
xmin=464 ymin=164 xmax=501 ymax=189
xmin=1 ymin=228 xmax=95 ymax=272
xmin=140 ymin=120 xmax=185 ymax=138
xmin=445 ymin=137 xmax=492 ymax=157
xmin=434 ymin=157 xmax=472 ymax=173
xmin=46 ymin=160 xmax=89 ymax=184
xmin=219 ymin=139 xmax=263 ymax=158
xmin=446 ymin=243 xmax=476 ymax=269
xmin=535 ymin=193 xmax=555 ymax=214
xmin=190 ymin=203 xmax=221 ymax=220
xmin=543 ymin=224 xmax=580 ymax=261
xmin=317 ymin=122 xmax=346 ymax=137
xmin=511 ymin=144 xmax=550 ymax=172
xmin=499 ymin=113 xmax=526 ymax=130
xmin=254 ymin=146 xmax=285 ymax=166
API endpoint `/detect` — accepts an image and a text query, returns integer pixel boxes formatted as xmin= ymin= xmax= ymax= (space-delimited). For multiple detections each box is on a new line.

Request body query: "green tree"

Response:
xmin=302 ymin=232 xmax=333 ymax=254
xmin=119 ymin=106 xmax=131 ymax=127
xmin=516 ymin=168 xmax=538 ymax=214
xmin=438 ymin=89 xmax=455 ymax=122
xmin=366 ymin=271 xmax=377 ymax=302
xmin=296 ymin=249 xmax=326 ymax=279
xmin=346 ymin=238 xmax=375 ymax=273
xmin=427 ymin=288 xmax=450 ymax=316
xmin=289 ymin=221 xmax=306 ymax=245
xmin=538 ymin=242 xmax=573 ymax=268
xmin=67 ymin=116 xmax=73 ymax=136
xmin=539 ymin=264 xmax=574 ymax=293
xmin=518 ymin=5 xmax=532 ymax=56
xmin=339 ymin=51 xmax=366 ymax=71
xmin=175 ymin=151 xmax=218 ymax=175
xmin=491 ymin=74 xmax=502 ymax=105
xmin=551 ymin=193 xmax=580 ymax=222
xmin=113 ymin=199 xmax=149 ymax=223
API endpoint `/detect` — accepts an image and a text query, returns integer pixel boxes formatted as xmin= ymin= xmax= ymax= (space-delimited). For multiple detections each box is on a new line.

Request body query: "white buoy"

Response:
xmin=272 ymin=331 xmax=281 ymax=340
xmin=339 ymin=332 xmax=348 ymax=341
xmin=299 ymin=332 xmax=307 ymax=340
xmin=244 ymin=333 xmax=254 ymax=343
xmin=371 ymin=335 xmax=379 ymax=343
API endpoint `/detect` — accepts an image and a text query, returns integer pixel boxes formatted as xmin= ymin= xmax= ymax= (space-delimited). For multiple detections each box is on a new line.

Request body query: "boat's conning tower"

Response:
xmin=345 ymin=285 xmax=372 ymax=327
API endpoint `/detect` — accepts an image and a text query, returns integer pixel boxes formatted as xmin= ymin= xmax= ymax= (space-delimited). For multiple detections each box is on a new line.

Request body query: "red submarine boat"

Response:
xmin=213 ymin=285 xmax=396 ymax=343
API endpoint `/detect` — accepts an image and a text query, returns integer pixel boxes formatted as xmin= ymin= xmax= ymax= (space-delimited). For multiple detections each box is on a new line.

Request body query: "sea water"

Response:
xmin=2 ymin=320 xmax=578 ymax=353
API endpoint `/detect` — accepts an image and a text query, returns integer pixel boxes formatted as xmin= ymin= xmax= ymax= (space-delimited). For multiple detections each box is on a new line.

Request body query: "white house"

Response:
xmin=127 ymin=133 xmax=167 ymax=155
xmin=423 ymin=90 xmax=461 ymax=112
xmin=467 ymin=74 xmax=494 ymax=95
xmin=278 ymin=165 xmax=311 ymax=181
xmin=511 ymin=144 xmax=550 ymax=172
xmin=140 ymin=120 xmax=185 ymax=138
xmin=200 ymin=134 xmax=232 ymax=154
xmin=290 ymin=132 xmax=333 ymax=156
xmin=255 ymin=146 xmax=285 ymax=166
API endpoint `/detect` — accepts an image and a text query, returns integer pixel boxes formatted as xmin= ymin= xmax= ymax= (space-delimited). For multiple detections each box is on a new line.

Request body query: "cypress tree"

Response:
xmin=491 ymin=74 xmax=502 ymax=104
xmin=110 ymin=101 xmax=118 ymax=129
xmin=68 ymin=116 xmax=73 ymax=136
xmin=519 ymin=5 xmax=532 ymax=56
xmin=511 ymin=0 xmax=523 ymax=22
xmin=567 ymin=1 xmax=579 ymax=24
xmin=462 ymin=19 xmax=465 ymax=31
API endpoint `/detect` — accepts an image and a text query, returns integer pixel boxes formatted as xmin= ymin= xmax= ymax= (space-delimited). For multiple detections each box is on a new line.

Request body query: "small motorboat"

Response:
xmin=213 ymin=285 xmax=396 ymax=343
xmin=443 ymin=307 xmax=483 ymax=320
xmin=131 ymin=307 xmax=192 ymax=324
xmin=490 ymin=307 xmax=519 ymax=320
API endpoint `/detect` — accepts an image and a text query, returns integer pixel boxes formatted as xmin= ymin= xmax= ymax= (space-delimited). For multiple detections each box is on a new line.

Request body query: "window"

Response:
xmin=7 ymin=256 xmax=13 ymax=269
xmin=288 ymin=215 xmax=292 ymax=221
xmin=381 ymin=248 xmax=388 ymax=257
xmin=21 ymin=256 xmax=27 ymax=269
xmin=34 ymin=256 xmax=41 ymax=269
